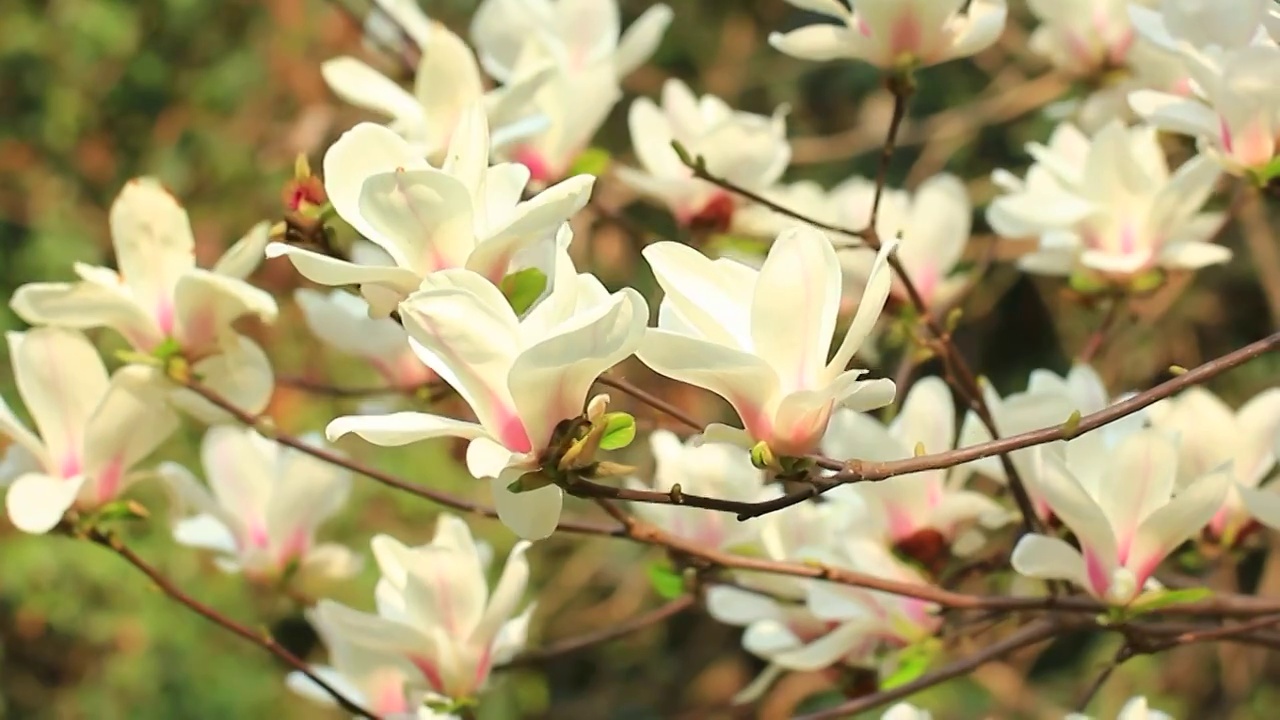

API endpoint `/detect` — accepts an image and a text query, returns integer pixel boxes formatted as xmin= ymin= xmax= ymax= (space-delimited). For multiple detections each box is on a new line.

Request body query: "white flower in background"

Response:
xmin=1066 ymin=694 xmax=1174 ymax=720
xmin=266 ymin=104 xmax=593 ymax=317
xmin=1130 ymin=44 xmax=1280 ymax=178
xmin=823 ymin=377 xmax=1003 ymax=556
xmin=287 ymin=632 xmax=428 ymax=719
xmin=1027 ymin=0 xmax=1143 ymax=76
xmin=731 ymin=179 xmax=842 ymax=238
xmin=159 ymin=426 xmax=361 ymax=593
xmin=322 ymin=22 xmax=550 ymax=161
xmin=637 ymin=227 xmax=899 ymax=458
xmin=10 ymin=178 xmax=278 ymax=419
xmin=882 ymin=703 xmax=933 ymax=720
xmin=312 ymin=515 xmax=533 ymax=703
xmin=768 ymin=0 xmax=1008 ymax=70
xmin=469 ymin=0 xmax=672 ymax=82
xmin=327 ymin=257 xmax=647 ymax=540
xmin=830 ymin=174 xmax=974 ymax=311
xmin=1011 ymin=428 xmax=1230 ymax=605
xmin=1129 ymin=0 xmax=1273 ymax=53
xmin=295 ymin=288 xmax=434 ymax=389
xmin=469 ymin=0 xmax=673 ymax=184
xmin=1 ymin=328 xmax=179 ymax=534
xmin=627 ymin=430 xmax=767 ymax=549
xmin=617 ymin=78 xmax=790 ymax=229
xmin=987 ymin=120 xmax=1227 ymax=277
xmin=1147 ymin=386 xmax=1280 ymax=545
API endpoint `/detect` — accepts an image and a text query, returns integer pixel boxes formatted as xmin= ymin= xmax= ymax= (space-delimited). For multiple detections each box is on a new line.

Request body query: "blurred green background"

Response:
xmin=3 ymin=0 xmax=1280 ymax=718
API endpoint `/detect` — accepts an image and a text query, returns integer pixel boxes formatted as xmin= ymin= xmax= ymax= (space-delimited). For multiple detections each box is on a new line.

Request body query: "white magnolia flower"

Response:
xmin=266 ymin=104 xmax=593 ymax=317
xmin=988 ymin=120 xmax=1227 ymax=277
xmin=1 ymin=328 xmax=178 ymax=534
xmin=470 ymin=0 xmax=673 ymax=184
xmin=295 ymin=288 xmax=434 ymax=389
xmin=327 ymin=258 xmax=647 ymax=540
xmin=637 ymin=227 xmax=899 ymax=458
xmin=882 ymin=704 xmax=933 ymax=720
xmin=1012 ymin=428 xmax=1230 ymax=605
xmin=322 ymin=22 xmax=549 ymax=161
xmin=617 ymin=78 xmax=790 ymax=229
xmin=1130 ymin=44 xmax=1280 ymax=177
xmin=160 ymin=426 xmax=361 ymax=592
xmin=287 ymin=632 xmax=429 ymax=719
xmin=469 ymin=0 xmax=672 ymax=83
xmin=1129 ymin=0 xmax=1274 ymax=53
xmin=1027 ymin=0 xmax=1142 ymax=76
xmin=311 ymin=515 xmax=533 ymax=703
xmin=10 ymin=178 xmax=278 ymax=419
xmin=627 ymin=430 xmax=767 ymax=549
xmin=768 ymin=0 xmax=1008 ymax=70
xmin=1066 ymin=694 xmax=1174 ymax=720
xmin=1147 ymin=386 xmax=1280 ymax=545
xmin=823 ymin=377 xmax=1003 ymax=552
xmin=830 ymin=174 xmax=974 ymax=310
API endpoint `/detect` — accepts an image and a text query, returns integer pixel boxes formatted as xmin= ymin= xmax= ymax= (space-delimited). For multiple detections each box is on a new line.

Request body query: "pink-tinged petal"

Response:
xmin=321 ymin=57 xmax=422 ymax=124
xmin=170 ymin=335 xmax=275 ymax=423
xmin=490 ymin=474 xmax=563 ymax=540
xmin=7 ymin=329 xmax=109 ymax=478
xmin=891 ymin=376 xmax=955 ymax=455
xmin=327 ymin=412 xmax=490 ymax=447
xmin=439 ymin=100 xmax=490 ymax=202
xmin=636 ymin=328 xmax=780 ymax=444
xmin=10 ymin=276 xmax=162 ymax=351
xmin=397 ymin=547 xmax=487 ymax=643
xmin=108 ymin=178 xmax=197 ymax=318
xmin=197 ymin=426 xmax=276 ymax=545
xmin=508 ymin=289 xmax=647 ymax=449
xmin=826 ymin=238 xmax=898 ymax=379
xmin=1096 ymin=430 xmax=1178 ymax=562
xmin=1128 ymin=469 xmax=1230 ymax=585
xmin=399 ymin=270 xmax=524 ymax=447
xmin=771 ymin=391 xmax=837 ymax=456
xmin=264 ymin=439 xmax=351 ymax=552
xmin=1032 ymin=459 xmax=1119 ymax=579
xmin=5 ymin=472 xmax=86 ymax=534
xmin=467 ymin=174 xmax=595 ymax=282
xmin=310 ymin=599 xmax=429 ymax=658
xmin=0 ymin=388 xmax=48 ymax=473
xmin=358 ymin=169 xmax=477 ymax=276
xmin=642 ymin=242 xmax=756 ymax=347
xmin=172 ymin=268 xmax=277 ymax=353
xmin=471 ymin=540 xmax=530 ymax=648
xmin=751 ymin=226 xmax=842 ymax=396
xmin=82 ymin=365 xmax=178 ymax=483
xmin=1011 ymin=533 xmax=1093 ymax=592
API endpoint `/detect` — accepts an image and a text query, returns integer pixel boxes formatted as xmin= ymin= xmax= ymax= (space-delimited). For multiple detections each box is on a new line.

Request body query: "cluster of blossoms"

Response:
xmin=3 ymin=0 xmax=1280 ymax=718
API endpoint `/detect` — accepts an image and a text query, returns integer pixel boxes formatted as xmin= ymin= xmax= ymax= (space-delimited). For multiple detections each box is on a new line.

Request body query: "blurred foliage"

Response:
xmin=2 ymin=0 xmax=1279 ymax=719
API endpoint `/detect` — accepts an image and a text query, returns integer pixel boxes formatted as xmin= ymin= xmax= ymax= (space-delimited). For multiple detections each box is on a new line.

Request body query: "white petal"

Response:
xmin=8 ymin=328 xmax=109 ymax=474
xmin=10 ymin=276 xmax=161 ymax=352
xmin=490 ymin=475 xmax=563 ymax=540
xmin=321 ymin=57 xmax=422 ymax=123
xmin=613 ymin=4 xmax=674 ymax=77
xmin=1010 ymin=533 xmax=1092 ymax=590
xmin=212 ymin=221 xmax=272 ymax=280
xmin=826 ymin=239 xmax=897 ymax=378
xmin=6 ymin=472 xmax=85 ymax=534
xmin=1129 ymin=469 xmax=1230 ymax=579
xmin=768 ymin=26 xmax=858 ymax=62
xmin=327 ymin=412 xmax=489 ymax=447
xmin=173 ymin=513 xmax=240 ymax=555
xmin=109 ymin=178 xmax=197 ymax=314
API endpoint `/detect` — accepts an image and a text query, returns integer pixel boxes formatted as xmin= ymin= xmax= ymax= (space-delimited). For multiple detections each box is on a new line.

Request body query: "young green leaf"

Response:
xmin=500 ymin=268 xmax=549 ymax=316
xmin=647 ymin=562 xmax=684 ymax=600
xmin=598 ymin=412 xmax=637 ymax=450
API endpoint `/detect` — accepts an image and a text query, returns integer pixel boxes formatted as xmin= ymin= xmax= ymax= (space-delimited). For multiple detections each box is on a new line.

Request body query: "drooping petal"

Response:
xmin=321 ymin=57 xmax=424 ymax=124
xmin=490 ymin=474 xmax=563 ymax=540
xmin=10 ymin=276 xmax=162 ymax=351
xmin=263 ymin=243 xmax=423 ymax=312
xmin=770 ymin=620 xmax=873 ymax=672
xmin=768 ymin=25 xmax=859 ymax=62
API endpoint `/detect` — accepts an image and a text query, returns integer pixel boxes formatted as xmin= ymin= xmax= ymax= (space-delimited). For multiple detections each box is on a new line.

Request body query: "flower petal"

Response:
xmin=5 ymin=472 xmax=86 ymax=534
xmin=263 ymin=243 xmax=422 ymax=314
xmin=109 ymin=178 xmax=197 ymax=315
xmin=10 ymin=275 xmax=162 ymax=350
xmin=1129 ymin=468 xmax=1230 ymax=580
xmin=614 ymin=3 xmax=674 ymax=76
xmin=82 ymin=365 xmax=179 ymax=489
xmin=490 ymin=475 xmax=563 ymax=540
xmin=358 ymin=169 xmax=477 ymax=276
xmin=212 ymin=221 xmax=272 ymax=280
xmin=768 ymin=25 xmax=858 ymax=62
xmin=327 ymin=412 xmax=490 ymax=447
xmin=8 ymin=328 xmax=109 ymax=476
xmin=1010 ymin=533 xmax=1092 ymax=589
xmin=826 ymin=238 xmax=898 ymax=378
xmin=322 ymin=57 xmax=423 ymax=123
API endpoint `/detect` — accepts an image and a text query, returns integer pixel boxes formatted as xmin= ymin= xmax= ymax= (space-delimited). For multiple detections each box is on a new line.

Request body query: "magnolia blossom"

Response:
xmin=1147 ymin=386 xmax=1280 ymax=545
xmin=266 ymin=104 xmax=592 ymax=316
xmin=288 ymin=633 xmax=436 ymax=719
xmin=823 ymin=377 xmax=1003 ymax=557
xmin=322 ymin=22 xmax=549 ymax=160
xmin=1129 ymin=0 xmax=1274 ymax=53
xmin=295 ymin=287 xmax=434 ymax=389
xmin=617 ymin=78 xmax=789 ymax=230
xmin=637 ymin=227 xmax=899 ymax=458
xmin=1012 ymin=428 xmax=1230 ymax=605
xmin=470 ymin=0 xmax=673 ymax=183
xmin=327 ymin=260 xmax=647 ymax=540
xmin=160 ymin=427 xmax=361 ymax=592
xmin=627 ymin=430 xmax=767 ymax=549
xmin=1 ymin=329 xmax=179 ymax=534
xmin=1130 ymin=44 xmax=1280 ymax=177
xmin=311 ymin=515 xmax=533 ymax=703
xmin=768 ymin=0 xmax=1008 ymax=70
xmin=10 ymin=178 xmax=278 ymax=418
xmin=882 ymin=704 xmax=933 ymax=720
xmin=1027 ymin=0 xmax=1143 ymax=75
xmin=1066 ymin=695 xmax=1174 ymax=720
xmin=987 ymin=120 xmax=1228 ymax=277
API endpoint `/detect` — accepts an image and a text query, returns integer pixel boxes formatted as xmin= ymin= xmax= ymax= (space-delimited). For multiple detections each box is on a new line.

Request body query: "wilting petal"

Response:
xmin=490 ymin=475 xmax=563 ymax=540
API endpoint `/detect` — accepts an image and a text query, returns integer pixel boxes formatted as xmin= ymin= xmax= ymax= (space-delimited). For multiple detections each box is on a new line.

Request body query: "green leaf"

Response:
xmin=705 ymin=233 xmax=768 ymax=259
xmin=90 ymin=500 xmax=150 ymax=523
xmin=1128 ymin=586 xmax=1214 ymax=615
xmin=1250 ymin=156 xmax=1280 ymax=186
xmin=1069 ymin=269 xmax=1109 ymax=295
xmin=500 ymin=268 xmax=548 ymax=316
xmin=150 ymin=337 xmax=184 ymax=362
xmin=647 ymin=562 xmax=684 ymax=599
xmin=880 ymin=642 xmax=934 ymax=690
xmin=598 ymin=412 xmax=636 ymax=450
xmin=569 ymin=147 xmax=612 ymax=177
xmin=1128 ymin=268 xmax=1165 ymax=294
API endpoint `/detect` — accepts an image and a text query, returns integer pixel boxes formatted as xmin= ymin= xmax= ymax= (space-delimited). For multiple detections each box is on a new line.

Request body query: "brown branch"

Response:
xmin=793 ymin=619 xmax=1064 ymax=720
xmin=868 ymin=74 xmax=912 ymax=230
xmin=497 ymin=595 xmax=696 ymax=669
xmin=1078 ymin=296 xmax=1127 ymax=365
xmin=77 ymin=526 xmax=379 ymax=719
xmin=596 ymin=374 xmax=703 ymax=432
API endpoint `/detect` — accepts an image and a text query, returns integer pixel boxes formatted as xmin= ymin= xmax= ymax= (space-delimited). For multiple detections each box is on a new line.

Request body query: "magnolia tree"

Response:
xmin=7 ymin=0 xmax=1280 ymax=718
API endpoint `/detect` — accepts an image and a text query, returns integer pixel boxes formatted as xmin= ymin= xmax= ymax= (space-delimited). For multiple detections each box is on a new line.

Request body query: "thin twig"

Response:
xmin=498 ymin=595 xmax=696 ymax=669
xmin=1074 ymin=643 xmax=1132 ymax=712
xmin=78 ymin=526 xmax=379 ymax=719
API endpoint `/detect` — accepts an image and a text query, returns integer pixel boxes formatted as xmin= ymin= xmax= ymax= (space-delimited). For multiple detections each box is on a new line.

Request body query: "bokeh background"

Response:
xmin=3 ymin=0 xmax=1280 ymax=718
